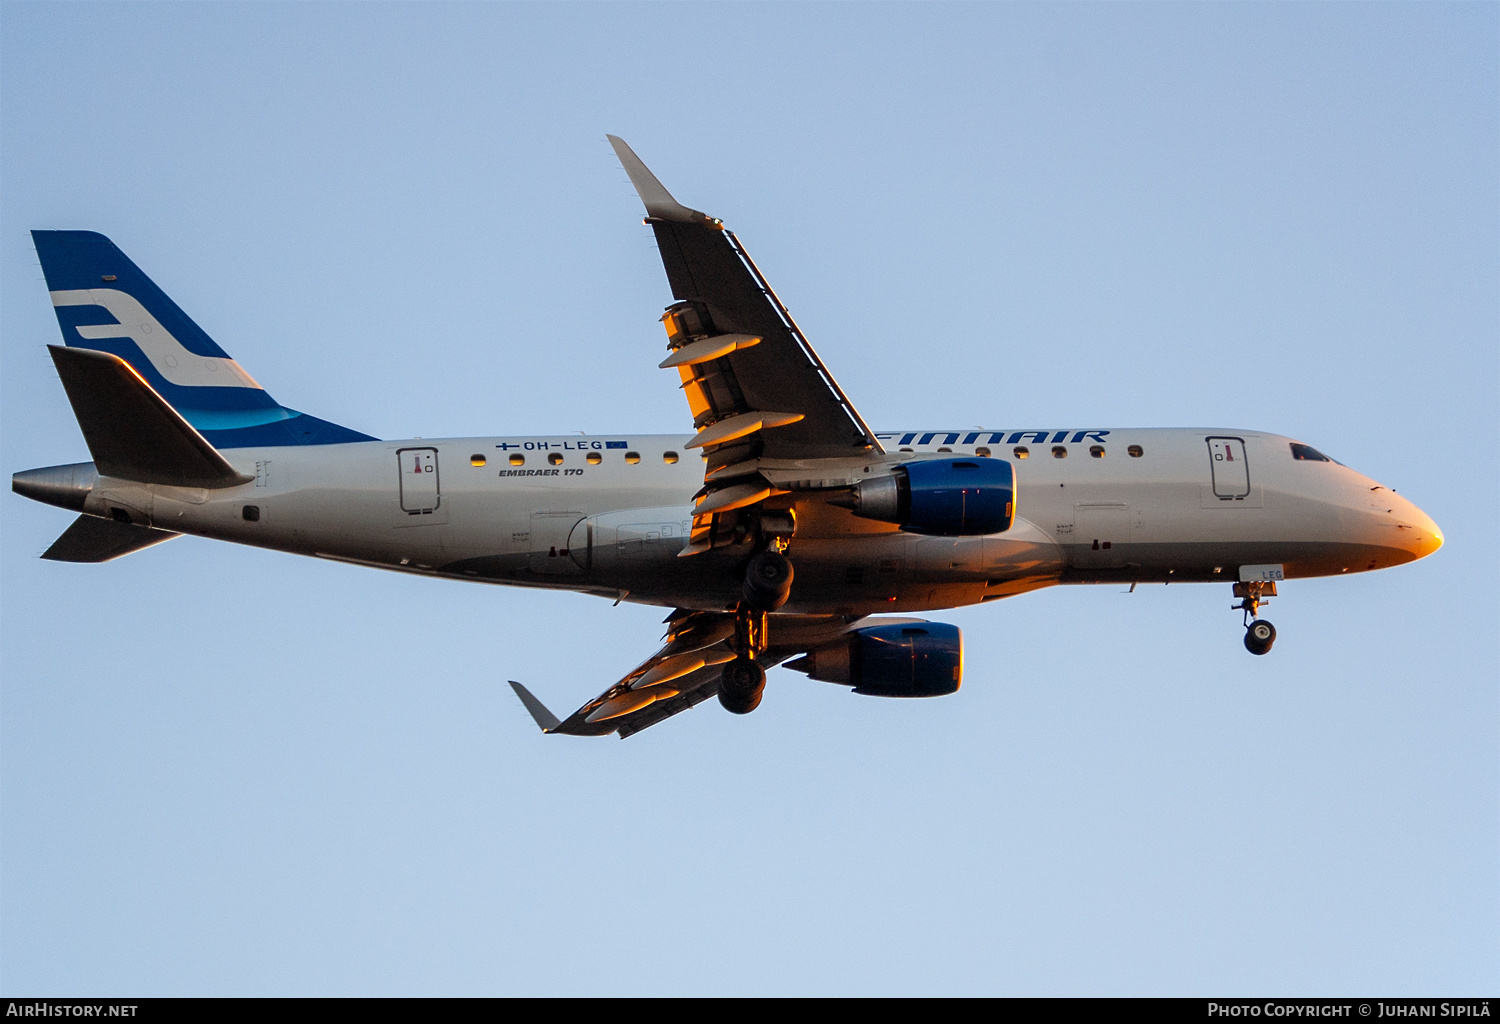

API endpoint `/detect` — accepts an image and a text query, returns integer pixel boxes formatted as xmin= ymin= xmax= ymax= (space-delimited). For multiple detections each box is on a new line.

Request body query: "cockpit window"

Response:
xmin=1290 ymin=443 xmax=1331 ymax=462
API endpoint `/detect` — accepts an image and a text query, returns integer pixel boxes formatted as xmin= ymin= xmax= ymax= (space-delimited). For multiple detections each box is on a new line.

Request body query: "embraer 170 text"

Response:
xmin=12 ymin=137 xmax=1443 ymax=737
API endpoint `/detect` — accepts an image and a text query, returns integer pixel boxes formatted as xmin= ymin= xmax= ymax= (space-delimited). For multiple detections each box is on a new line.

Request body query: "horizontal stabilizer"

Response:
xmin=42 ymin=514 xmax=179 ymax=563
xmin=508 ymin=681 xmax=561 ymax=733
xmin=48 ymin=345 xmax=252 ymax=488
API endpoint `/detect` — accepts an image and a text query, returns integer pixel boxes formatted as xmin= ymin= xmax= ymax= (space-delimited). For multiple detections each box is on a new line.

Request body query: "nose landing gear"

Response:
xmin=1234 ymin=581 xmax=1277 ymax=656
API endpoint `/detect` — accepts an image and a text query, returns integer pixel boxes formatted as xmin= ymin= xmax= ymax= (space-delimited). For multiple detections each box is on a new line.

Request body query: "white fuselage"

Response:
xmin=74 ymin=427 xmax=1442 ymax=616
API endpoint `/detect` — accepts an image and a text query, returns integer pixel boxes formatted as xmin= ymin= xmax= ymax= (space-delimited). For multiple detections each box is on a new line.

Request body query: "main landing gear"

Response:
xmin=1234 ymin=581 xmax=1277 ymax=656
xmin=718 ymin=604 xmax=768 ymax=714
xmin=718 ymin=546 xmax=794 ymax=715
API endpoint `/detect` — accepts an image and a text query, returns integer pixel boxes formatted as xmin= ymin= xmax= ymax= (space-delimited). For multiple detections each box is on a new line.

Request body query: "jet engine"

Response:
xmin=785 ymin=622 xmax=962 ymax=697
xmin=831 ymin=458 xmax=1014 ymax=535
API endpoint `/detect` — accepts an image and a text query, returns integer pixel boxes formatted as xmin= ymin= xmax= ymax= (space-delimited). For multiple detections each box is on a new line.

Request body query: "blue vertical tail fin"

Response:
xmin=32 ymin=230 xmax=375 ymax=448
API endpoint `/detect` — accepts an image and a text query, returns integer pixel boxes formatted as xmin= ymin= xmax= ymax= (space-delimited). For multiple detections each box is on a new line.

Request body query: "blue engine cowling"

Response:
xmin=833 ymin=457 xmax=1015 ymax=535
xmin=784 ymin=622 xmax=963 ymax=698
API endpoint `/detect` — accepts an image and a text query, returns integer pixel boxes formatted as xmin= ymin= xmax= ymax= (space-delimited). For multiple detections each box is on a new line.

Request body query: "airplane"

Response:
xmin=11 ymin=136 xmax=1444 ymax=738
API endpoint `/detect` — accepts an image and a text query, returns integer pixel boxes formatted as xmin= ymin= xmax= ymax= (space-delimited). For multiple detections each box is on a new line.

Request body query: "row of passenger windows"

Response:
xmin=469 ymin=442 xmax=1336 ymax=470
xmin=898 ymin=444 xmax=1146 ymax=459
xmin=468 ymin=451 xmax=680 ymax=468
xmin=469 ymin=443 xmax=1150 ymax=468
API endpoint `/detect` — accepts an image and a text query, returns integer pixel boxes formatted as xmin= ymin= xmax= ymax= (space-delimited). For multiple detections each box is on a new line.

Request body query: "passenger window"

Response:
xmin=242 ymin=505 xmax=260 ymax=522
xmin=937 ymin=447 xmax=952 ymax=453
xmin=1089 ymin=445 xmax=1105 ymax=458
xmin=509 ymin=454 xmax=525 ymax=466
xmin=470 ymin=454 xmax=487 ymax=467
xmin=1052 ymin=446 xmax=1068 ymax=459
xmin=1128 ymin=445 xmax=1143 ymax=458
xmin=663 ymin=451 xmax=679 ymax=464
xmin=625 ymin=451 xmax=641 ymax=464
xmin=1290 ymin=443 xmax=1330 ymax=462
xmin=586 ymin=451 xmax=602 ymax=465
xmin=975 ymin=447 xmax=991 ymax=458
xmin=548 ymin=452 xmax=563 ymax=466
xmin=1012 ymin=446 xmax=1029 ymax=459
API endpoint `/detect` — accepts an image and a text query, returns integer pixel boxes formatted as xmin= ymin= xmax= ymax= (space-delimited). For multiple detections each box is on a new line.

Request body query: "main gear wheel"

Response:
xmin=718 ymin=656 xmax=766 ymax=714
xmin=742 ymin=549 xmax=794 ymax=611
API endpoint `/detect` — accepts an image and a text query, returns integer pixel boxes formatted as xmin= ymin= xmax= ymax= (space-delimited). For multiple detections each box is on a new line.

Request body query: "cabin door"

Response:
xmin=397 ymin=448 xmax=440 ymax=514
xmin=1206 ymin=437 xmax=1250 ymax=500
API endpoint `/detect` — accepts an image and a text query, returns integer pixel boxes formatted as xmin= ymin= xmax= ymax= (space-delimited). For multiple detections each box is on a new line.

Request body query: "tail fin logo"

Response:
xmin=51 ymin=289 xmax=262 ymax=391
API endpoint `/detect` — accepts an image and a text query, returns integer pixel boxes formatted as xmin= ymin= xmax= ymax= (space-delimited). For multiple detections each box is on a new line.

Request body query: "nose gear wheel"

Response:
xmin=1233 ymin=581 xmax=1279 ymax=655
xmin=1244 ymin=618 xmax=1276 ymax=656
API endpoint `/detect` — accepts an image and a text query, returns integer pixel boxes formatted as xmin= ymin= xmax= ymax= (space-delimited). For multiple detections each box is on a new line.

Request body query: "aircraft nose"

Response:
xmin=1407 ymin=504 xmax=1444 ymax=560
xmin=1386 ymin=493 xmax=1443 ymax=561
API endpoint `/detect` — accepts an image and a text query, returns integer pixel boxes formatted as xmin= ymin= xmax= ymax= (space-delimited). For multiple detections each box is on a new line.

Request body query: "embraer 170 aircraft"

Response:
xmin=13 ymin=137 xmax=1443 ymax=738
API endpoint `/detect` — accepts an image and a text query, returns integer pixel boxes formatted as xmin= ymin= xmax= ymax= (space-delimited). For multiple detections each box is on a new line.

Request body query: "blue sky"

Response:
xmin=2 ymin=2 xmax=1495 ymax=995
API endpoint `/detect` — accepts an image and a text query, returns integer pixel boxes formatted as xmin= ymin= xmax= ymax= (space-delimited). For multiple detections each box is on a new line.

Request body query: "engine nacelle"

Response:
xmin=785 ymin=622 xmax=962 ymax=698
xmin=833 ymin=458 xmax=1014 ymax=535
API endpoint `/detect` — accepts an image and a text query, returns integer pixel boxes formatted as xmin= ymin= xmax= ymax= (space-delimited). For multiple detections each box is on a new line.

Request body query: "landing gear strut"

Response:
xmin=1234 ymin=581 xmax=1277 ymax=656
xmin=719 ymin=603 xmax=769 ymax=714
xmin=720 ymin=525 xmax=795 ymax=715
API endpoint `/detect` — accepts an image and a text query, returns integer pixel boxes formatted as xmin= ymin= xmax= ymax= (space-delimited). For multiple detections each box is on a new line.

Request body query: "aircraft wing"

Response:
xmin=510 ymin=610 xmax=873 ymax=739
xmin=608 ymin=136 xmax=886 ymax=555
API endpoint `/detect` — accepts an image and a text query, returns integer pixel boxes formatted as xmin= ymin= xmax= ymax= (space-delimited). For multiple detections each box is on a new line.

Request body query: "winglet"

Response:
xmin=508 ymin=681 xmax=561 ymax=733
xmin=606 ymin=135 xmax=718 ymax=226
